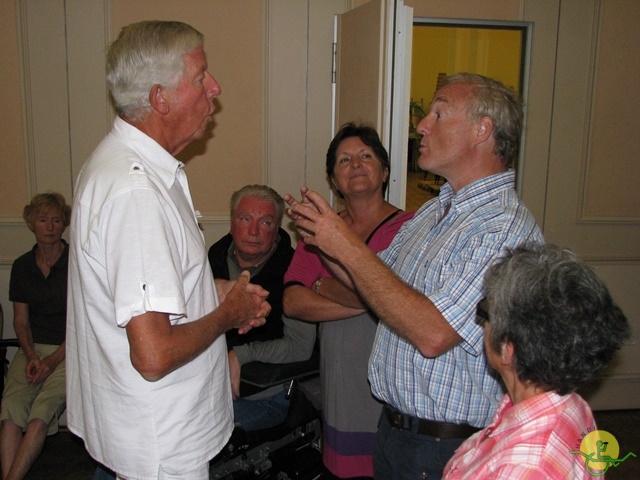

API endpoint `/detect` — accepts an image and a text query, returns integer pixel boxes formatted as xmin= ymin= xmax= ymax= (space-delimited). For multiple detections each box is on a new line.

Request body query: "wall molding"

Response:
xmin=18 ymin=0 xmax=73 ymax=199
xmin=581 ymin=255 xmax=640 ymax=264
xmin=17 ymin=0 xmax=37 ymax=199
xmin=576 ymin=0 xmax=639 ymax=224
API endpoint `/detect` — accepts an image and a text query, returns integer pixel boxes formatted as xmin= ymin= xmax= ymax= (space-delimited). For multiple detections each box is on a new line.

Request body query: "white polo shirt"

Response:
xmin=67 ymin=117 xmax=232 ymax=479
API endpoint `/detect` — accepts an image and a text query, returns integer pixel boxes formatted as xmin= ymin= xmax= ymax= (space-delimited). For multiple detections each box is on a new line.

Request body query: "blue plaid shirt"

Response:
xmin=368 ymin=170 xmax=543 ymax=428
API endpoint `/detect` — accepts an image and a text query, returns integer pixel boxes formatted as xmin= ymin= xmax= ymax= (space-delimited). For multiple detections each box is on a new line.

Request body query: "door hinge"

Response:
xmin=331 ymin=42 xmax=337 ymax=84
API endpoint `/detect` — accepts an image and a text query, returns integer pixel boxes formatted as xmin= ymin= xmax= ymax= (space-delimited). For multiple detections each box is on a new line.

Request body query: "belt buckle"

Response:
xmin=388 ymin=409 xmax=404 ymax=430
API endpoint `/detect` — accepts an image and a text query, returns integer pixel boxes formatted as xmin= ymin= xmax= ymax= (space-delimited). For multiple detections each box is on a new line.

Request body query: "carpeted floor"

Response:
xmin=25 ymin=429 xmax=96 ymax=479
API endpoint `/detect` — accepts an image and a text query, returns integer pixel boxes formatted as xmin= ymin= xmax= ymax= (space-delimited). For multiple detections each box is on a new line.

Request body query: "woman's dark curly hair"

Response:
xmin=483 ymin=244 xmax=630 ymax=395
xmin=325 ymin=122 xmax=390 ymax=198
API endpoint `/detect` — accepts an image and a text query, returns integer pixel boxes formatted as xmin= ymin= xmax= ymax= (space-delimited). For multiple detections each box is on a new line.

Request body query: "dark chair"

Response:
xmin=209 ymin=350 xmax=323 ymax=479
xmin=0 ymin=305 xmax=20 ymax=397
xmin=238 ymin=346 xmax=320 ymax=395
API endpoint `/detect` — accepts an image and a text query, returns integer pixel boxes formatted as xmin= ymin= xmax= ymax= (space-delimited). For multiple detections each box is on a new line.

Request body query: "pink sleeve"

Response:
xmin=285 ymin=211 xmax=414 ymax=287
xmin=284 ymin=240 xmax=333 ymax=288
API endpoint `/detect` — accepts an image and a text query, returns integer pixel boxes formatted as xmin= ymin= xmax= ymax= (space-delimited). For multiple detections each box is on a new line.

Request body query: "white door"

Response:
xmin=334 ymin=0 xmax=413 ymax=209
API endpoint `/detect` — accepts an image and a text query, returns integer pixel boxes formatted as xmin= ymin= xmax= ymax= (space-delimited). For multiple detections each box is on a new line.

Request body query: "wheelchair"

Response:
xmin=209 ymin=350 xmax=324 ymax=480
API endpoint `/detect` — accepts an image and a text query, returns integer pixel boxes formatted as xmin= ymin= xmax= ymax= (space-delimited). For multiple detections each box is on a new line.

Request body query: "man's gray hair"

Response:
xmin=230 ymin=185 xmax=286 ymax=226
xmin=107 ymin=21 xmax=204 ymax=122
xmin=444 ymin=73 xmax=523 ymax=167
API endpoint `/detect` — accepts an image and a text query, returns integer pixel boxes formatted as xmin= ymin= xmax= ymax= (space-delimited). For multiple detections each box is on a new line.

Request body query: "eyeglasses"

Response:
xmin=475 ymin=298 xmax=490 ymax=326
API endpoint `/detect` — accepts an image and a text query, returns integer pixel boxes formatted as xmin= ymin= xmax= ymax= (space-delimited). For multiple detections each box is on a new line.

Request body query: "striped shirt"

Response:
xmin=368 ymin=170 xmax=543 ymax=427
xmin=443 ymin=392 xmax=596 ymax=479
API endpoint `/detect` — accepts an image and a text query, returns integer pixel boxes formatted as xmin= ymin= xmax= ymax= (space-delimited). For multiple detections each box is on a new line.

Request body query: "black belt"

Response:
xmin=384 ymin=405 xmax=481 ymax=439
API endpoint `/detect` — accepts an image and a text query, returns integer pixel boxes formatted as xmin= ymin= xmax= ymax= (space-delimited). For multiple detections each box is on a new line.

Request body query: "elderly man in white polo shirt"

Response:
xmin=66 ymin=21 xmax=270 ymax=480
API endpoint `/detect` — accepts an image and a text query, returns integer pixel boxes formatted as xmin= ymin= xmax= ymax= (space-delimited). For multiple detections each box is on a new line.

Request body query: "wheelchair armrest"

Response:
xmin=0 ymin=339 xmax=19 ymax=364
xmin=0 ymin=339 xmax=20 ymax=394
xmin=0 ymin=339 xmax=20 ymax=349
xmin=240 ymin=348 xmax=319 ymax=389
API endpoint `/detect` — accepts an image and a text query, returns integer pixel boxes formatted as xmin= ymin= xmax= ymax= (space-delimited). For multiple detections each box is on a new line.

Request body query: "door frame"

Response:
xmin=391 ymin=17 xmax=533 ymax=208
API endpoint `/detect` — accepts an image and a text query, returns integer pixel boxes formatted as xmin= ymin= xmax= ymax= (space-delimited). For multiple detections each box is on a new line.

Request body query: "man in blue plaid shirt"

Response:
xmin=286 ymin=73 xmax=544 ymax=479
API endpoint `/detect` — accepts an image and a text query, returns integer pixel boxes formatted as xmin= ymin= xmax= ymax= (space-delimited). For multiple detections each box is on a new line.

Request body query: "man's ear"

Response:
xmin=149 ymin=84 xmax=169 ymax=114
xmin=475 ymin=116 xmax=493 ymax=144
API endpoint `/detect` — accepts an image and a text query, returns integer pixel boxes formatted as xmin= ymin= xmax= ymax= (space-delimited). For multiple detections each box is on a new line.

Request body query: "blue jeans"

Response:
xmin=373 ymin=409 xmax=465 ymax=480
xmin=233 ymin=388 xmax=290 ymax=431
xmin=93 ymin=465 xmax=115 ymax=480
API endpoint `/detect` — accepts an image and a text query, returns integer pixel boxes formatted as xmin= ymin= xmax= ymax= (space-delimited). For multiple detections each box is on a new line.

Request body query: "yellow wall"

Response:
xmin=411 ymin=25 xmax=522 ymax=111
xmin=410 ymin=26 xmax=451 ymax=109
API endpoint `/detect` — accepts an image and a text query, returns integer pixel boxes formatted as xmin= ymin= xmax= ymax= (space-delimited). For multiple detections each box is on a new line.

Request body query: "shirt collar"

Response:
xmin=113 ymin=116 xmax=184 ymax=188
xmin=439 ymin=169 xmax=516 ymax=213
xmin=488 ymin=390 xmax=571 ymax=437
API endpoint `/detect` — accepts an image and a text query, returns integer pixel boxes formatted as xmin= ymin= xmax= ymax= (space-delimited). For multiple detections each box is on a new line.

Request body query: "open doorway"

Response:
xmin=406 ymin=21 xmax=528 ymax=212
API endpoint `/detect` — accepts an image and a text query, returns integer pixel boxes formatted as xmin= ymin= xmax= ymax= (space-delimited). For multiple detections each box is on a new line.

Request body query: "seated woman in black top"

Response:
xmin=0 ymin=192 xmax=71 ymax=480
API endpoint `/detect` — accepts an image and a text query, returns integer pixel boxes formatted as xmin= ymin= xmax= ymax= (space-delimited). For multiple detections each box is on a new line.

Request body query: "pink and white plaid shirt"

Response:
xmin=444 ymin=391 xmax=595 ymax=479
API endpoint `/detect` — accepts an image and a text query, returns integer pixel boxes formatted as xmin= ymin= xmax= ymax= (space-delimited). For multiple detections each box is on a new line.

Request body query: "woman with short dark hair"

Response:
xmin=283 ymin=123 xmax=414 ymax=477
